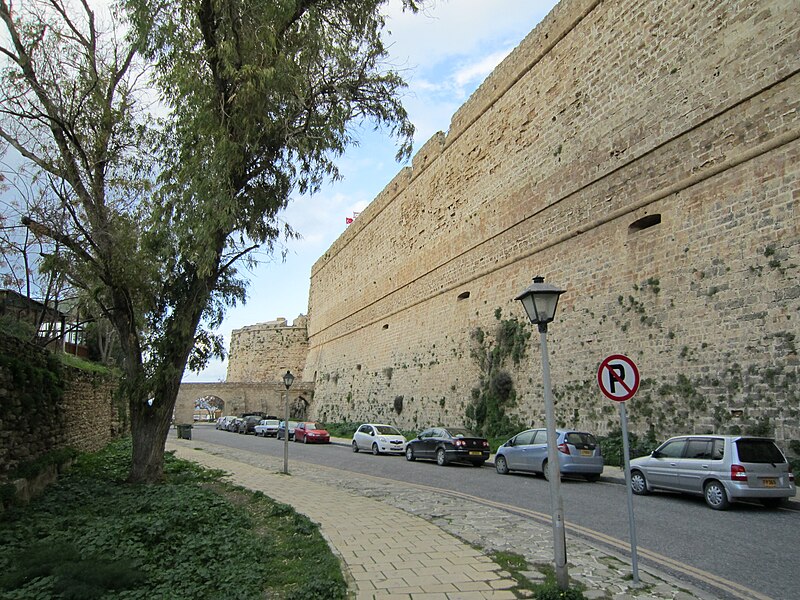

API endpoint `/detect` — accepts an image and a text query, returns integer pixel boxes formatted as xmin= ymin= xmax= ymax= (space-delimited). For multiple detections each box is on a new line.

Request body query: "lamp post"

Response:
xmin=516 ymin=275 xmax=568 ymax=590
xmin=282 ymin=370 xmax=295 ymax=475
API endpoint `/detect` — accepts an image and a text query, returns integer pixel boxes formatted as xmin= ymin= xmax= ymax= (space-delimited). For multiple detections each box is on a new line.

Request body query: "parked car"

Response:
xmin=294 ymin=422 xmax=330 ymax=444
xmin=226 ymin=417 xmax=244 ymax=432
xmin=237 ymin=415 xmax=261 ymax=434
xmin=494 ymin=428 xmax=604 ymax=481
xmin=352 ymin=423 xmax=407 ymax=455
xmin=629 ymin=435 xmax=796 ymax=510
xmin=255 ymin=419 xmax=280 ymax=437
xmin=405 ymin=427 xmax=489 ymax=467
xmin=277 ymin=420 xmax=299 ymax=441
xmin=216 ymin=416 xmax=234 ymax=430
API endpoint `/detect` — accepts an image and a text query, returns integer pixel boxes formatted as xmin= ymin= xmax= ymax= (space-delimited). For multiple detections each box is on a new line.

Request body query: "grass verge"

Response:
xmin=0 ymin=439 xmax=346 ymax=600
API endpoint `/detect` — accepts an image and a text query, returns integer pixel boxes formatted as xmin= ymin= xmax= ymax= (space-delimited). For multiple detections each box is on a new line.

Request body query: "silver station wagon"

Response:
xmin=629 ymin=435 xmax=796 ymax=510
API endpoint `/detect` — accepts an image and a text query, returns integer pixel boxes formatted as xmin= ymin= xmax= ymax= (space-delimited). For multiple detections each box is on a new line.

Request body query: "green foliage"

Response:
xmin=598 ymin=428 xmax=659 ymax=467
xmin=56 ymin=352 xmax=113 ymax=374
xmin=323 ymin=422 xmax=360 ymax=438
xmin=744 ymin=416 xmax=773 ymax=437
xmin=9 ymin=447 xmax=79 ymax=481
xmin=0 ymin=439 xmax=347 ymax=599
xmin=489 ymin=551 xmax=586 ymax=599
xmin=0 ymin=315 xmax=36 ymax=341
xmin=466 ymin=316 xmax=529 ymax=437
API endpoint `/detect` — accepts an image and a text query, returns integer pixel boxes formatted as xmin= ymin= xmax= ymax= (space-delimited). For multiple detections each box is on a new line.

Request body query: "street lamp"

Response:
xmin=282 ymin=370 xmax=295 ymax=475
xmin=516 ymin=275 xmax=569 ymax=590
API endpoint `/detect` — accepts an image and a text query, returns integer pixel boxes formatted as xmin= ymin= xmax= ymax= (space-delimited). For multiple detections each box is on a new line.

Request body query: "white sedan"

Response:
xmin=352 ymin=423 xmax=407 ymax=455
xmin=254 ymin=419 xmax=280 ymax=437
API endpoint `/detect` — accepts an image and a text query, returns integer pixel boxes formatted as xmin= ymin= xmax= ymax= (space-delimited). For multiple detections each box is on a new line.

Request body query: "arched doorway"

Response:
xmin=290 ymin=396 xmax=309 ymax=421
xmin=194 ymin=395 xmax=225 ymax=422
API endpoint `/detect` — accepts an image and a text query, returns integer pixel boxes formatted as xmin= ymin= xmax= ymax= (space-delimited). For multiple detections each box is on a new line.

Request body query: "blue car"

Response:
xmin=494 ymin=428 xmax=604 ymax=481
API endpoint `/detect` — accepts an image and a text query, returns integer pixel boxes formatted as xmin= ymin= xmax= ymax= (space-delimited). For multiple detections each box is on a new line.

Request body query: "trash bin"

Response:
xmin=177 ymin=424 xmax=193 ymax=440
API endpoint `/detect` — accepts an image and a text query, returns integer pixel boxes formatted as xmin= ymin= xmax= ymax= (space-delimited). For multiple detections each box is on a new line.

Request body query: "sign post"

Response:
xmin=598 ymin=354 xmax=641 ymax=585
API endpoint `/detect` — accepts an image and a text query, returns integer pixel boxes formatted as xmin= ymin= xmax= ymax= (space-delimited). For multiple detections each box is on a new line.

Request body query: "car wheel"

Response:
xmin=541 ymin=460 xmax=561 ymax=481
xmin=584 ymin=474 xmax=601 ymax=482
xmin=303 ymin=436 xmax=308 ymax=444
xmin=372 ymin=443 xmax=380 ymax=456
xmin=436 ymin=448 xmax=448 ymax=467
xmin=352 ymin=441 xmax=359 ymax=453
xmin=405 ymin=446 xmax=415 ymax=461
xmin=495 ymin=455 xmax=509 ymax=475
xmin=630 ymin=470 xmax=649 ymax=495
xmin=704 ymin=480 xmax=730 ymax=510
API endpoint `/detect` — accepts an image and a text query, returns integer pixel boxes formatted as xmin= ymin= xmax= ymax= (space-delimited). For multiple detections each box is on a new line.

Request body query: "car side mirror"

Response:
xmin=652 ymin=450 xmax=661 ymax=458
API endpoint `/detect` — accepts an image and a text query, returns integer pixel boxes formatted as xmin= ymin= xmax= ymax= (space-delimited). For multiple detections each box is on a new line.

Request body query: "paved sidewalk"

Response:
xmin=167 ymin=435 xmax=720 ymax=600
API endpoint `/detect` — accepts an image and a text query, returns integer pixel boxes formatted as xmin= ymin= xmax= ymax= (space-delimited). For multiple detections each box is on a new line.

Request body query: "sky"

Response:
xmin=183 ymin=0 xmax=561 ymax=382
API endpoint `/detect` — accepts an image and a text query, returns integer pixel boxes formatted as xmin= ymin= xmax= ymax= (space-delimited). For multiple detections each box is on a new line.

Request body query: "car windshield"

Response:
xmin=375 ymin=425 xmax=401 ymax=435
xmin=736 ymin=439 xmax=785 ymax=463
xmin=265 ymin=420 xmax=279 ymax=426
xmin=307 ymin=423 xmax=321 ymax=430
xmin=446 ymin=428 xmax=476 ymax=438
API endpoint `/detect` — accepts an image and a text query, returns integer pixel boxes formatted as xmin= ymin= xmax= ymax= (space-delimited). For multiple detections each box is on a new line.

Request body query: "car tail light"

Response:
xmin=482 ymin=440 xmax=489 ymax=448
xmin=558 ymin=442 xmax=570 ymax=455
xmin=789 ymin=464 xmax=795 ymax=483
xmin=731 ymin=464 xmax=747 ymax=481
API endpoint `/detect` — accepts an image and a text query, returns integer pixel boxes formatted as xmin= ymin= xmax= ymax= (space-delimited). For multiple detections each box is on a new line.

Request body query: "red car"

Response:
xmin=294 ymin=422 xmax=330 ymax=444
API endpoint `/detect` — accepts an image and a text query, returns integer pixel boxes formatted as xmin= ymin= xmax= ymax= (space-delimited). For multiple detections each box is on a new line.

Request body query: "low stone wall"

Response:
xmin=0 ymin=333 xmax=124 ymax=483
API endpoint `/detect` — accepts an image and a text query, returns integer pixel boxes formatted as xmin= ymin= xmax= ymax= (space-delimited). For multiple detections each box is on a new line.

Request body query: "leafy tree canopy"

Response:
xmin=0 ymin=0 xmax=421 ymax=482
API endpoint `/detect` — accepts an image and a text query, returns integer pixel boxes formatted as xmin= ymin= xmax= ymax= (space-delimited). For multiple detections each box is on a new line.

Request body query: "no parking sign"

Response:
xmin=597 ymin=353 xmax=640 ymax=583
xmin=597 ymin=354 xmax=640 ymax=402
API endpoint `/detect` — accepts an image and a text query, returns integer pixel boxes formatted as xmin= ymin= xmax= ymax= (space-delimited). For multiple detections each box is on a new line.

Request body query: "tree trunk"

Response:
xmin=128 ymin=389 xmax=176 ymax=483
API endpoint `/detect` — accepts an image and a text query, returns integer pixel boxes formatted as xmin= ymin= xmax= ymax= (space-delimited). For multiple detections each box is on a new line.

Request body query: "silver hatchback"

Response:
xmin=629 ymin=435 xmax=796 ymax=510
xmin=494 ymin=428 xmax=604 ymax=481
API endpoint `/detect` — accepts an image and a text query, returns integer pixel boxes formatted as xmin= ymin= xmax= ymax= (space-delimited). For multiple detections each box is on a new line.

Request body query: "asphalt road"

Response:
xmin=191 ymin=425 xmax=798 ymax=600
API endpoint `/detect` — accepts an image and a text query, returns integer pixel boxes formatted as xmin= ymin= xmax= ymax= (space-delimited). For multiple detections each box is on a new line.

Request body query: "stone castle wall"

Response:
xmin=302 ymin=0 xmax=800 ymax=444
xmin=226 ymin=316 xmax=309 ymax=383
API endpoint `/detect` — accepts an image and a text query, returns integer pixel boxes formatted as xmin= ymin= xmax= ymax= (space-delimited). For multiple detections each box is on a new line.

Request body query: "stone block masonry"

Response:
xmin=226 ymin=316 xmax=309 ymax=383
xmin=302 ymin=0 xmax=800 ymax=446
xmin=0 ymin=334 xmax=124 ymax=483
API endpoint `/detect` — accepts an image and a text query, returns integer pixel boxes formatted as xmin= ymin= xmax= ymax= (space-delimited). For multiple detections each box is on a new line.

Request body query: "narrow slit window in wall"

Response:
xmin=382 ymin=324 xmax=389 ymax=329
xmin=629 ymin=214 xmax=661 ymax=232
xmin=457 ymin=291 xmax=470 ymax=300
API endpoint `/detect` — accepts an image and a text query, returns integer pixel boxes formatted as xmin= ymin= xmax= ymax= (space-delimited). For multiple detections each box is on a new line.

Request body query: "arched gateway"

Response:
xmin=175 ymin=381 xmax=313 ymax=424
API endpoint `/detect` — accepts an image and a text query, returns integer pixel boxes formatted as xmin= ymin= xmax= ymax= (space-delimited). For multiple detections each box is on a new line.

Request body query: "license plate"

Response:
xmin=762 ymin=478 xmax=776 ymax=488
xmin=469 ymin=451 xmax=482 ymax=456
xmin=580 ymin=449 xmax=592 ymax=456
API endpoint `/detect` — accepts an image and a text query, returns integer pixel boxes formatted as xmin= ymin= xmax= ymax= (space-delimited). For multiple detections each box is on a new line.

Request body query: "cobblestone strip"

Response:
xmin=167 ymin=438 xmax=718 ymax=600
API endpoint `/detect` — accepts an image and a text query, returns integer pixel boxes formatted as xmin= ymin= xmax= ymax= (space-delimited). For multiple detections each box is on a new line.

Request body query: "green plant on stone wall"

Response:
xmin=465 ymin=314 xmax=529 ymax=437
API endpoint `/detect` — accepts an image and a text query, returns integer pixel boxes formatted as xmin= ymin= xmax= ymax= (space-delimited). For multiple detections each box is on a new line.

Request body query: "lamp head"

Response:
xmin=282 ymin=370 xmax=295 ymax=389
xmin=515 ymin=276 xmax=565 ymax=326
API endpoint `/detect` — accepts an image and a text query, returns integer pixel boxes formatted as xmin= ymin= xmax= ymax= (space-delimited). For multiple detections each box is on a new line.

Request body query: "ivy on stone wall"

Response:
xmin=465 ymin=310 xmax=529 ymax=437
xmin=0 ymin=351 xmax=65 ymax=412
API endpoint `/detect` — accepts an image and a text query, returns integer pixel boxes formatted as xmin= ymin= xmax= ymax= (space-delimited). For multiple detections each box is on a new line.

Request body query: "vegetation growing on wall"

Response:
xmin=465 ymin=310 xmax=529 ymax=437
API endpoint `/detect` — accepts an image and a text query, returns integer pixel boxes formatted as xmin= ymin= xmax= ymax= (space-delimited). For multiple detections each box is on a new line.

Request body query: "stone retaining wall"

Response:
xmin=0 ymin=333 xmax=123 ymax=483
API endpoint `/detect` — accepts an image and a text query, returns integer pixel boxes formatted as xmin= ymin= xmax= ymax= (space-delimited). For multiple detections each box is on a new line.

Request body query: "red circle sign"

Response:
xmin=597 ymin=354 xmax=640 ymax=402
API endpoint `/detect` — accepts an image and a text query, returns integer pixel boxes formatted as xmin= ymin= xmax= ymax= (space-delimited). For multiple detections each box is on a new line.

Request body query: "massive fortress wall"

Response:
xmin=303 ymin=0 xmax=800 ymax=441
